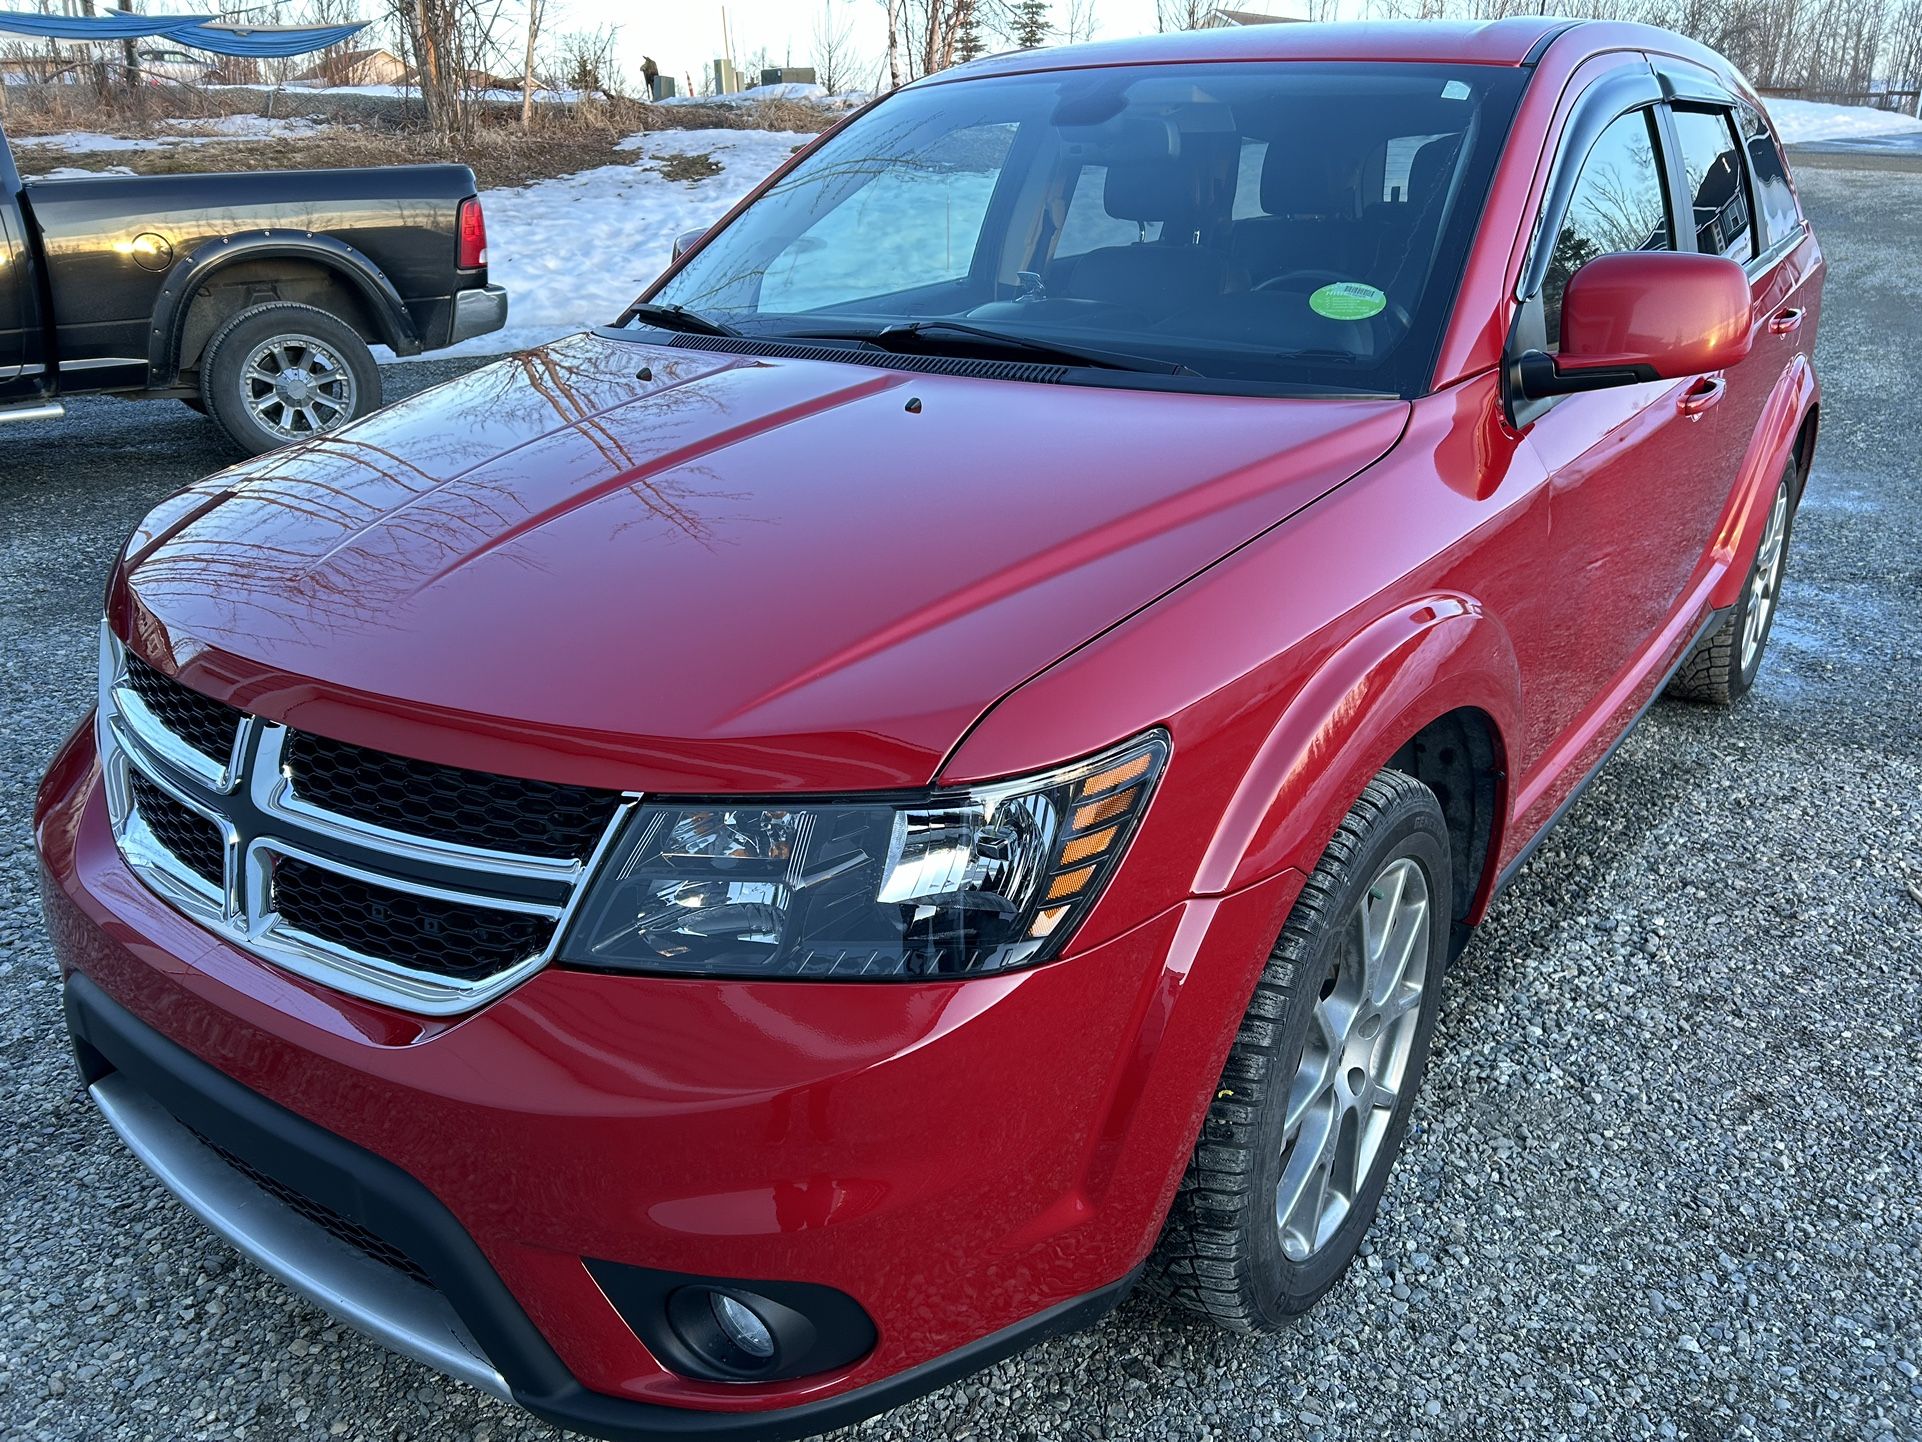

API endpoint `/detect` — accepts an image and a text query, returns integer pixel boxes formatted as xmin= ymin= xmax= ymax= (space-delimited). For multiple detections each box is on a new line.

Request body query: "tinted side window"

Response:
xmin=1543 ymin=109 xmax=1672 ymax=347
xmin=1671 ymin=107 xmax=1753 ymax=263
xmin=1738 ymin=101 xmax=1802 ymax=251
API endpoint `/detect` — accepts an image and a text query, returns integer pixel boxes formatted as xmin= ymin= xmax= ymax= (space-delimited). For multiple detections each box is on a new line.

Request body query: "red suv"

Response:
xmin=36 ymin=18 xmax=1820 ymax=1441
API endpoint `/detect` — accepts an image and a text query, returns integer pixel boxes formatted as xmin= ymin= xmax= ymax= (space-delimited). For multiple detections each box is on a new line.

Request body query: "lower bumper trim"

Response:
xmin=90 ymin=1072 xmax=511 ymax=1400
xmin=62 ymin=972 xmax=1139 ymax=1441
xmin=448 ymin=284 xmax=509 ymax=344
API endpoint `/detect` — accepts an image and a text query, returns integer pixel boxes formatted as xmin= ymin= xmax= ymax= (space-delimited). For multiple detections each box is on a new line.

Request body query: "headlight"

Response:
xmin=559 ymin=731 xmax=1168 ymax=980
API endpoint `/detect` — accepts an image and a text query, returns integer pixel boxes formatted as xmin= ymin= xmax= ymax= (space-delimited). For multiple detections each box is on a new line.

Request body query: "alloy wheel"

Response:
xmin=241 ymin=334 xmax=358 ymax=440
xmin=1741 ymin=480 xmax=1791 ymax=673
xmin=1275 ymin=855 xmax=1431 ymax=1262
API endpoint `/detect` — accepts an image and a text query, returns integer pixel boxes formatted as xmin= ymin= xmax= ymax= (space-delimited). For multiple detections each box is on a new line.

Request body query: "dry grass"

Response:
xmin=16 ymin=129 xmax=631 ymax=190
xmin=3 ymin=80 xmax=829 ymax=189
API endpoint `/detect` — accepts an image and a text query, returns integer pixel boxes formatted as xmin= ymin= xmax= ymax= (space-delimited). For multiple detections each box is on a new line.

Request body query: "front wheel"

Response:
xmin=200 ymin=302 xmax=381 ymax=456
xmin=1148 ymin=769 xmax=1451 ymax=1329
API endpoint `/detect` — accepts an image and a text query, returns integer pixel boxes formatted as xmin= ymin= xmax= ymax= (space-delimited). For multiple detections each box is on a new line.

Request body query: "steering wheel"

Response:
xmin=1254 ymin=270 xmax=1413 ymax=329
xmin=1255 ymin=268 xmax=1354 ymax=293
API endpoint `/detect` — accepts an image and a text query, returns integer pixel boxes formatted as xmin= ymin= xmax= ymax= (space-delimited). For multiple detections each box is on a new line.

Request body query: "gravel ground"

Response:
xmin=3 ymin=151 xmax=1920 ymax=1442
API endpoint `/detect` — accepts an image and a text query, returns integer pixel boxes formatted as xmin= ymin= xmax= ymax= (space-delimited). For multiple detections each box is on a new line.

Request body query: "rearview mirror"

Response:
xmin=1516 ymin=251 xmax=1752 ymax=400
xmin=672 ymin=226 xmax=709 ymax=263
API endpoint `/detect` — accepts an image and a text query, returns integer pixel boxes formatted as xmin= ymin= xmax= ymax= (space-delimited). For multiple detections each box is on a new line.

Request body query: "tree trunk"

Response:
xmin=886 ymin=0 xmax=902 ymax=91
xmin=521 ymin=0 xmax=540 ymax=130
xmin=119 ymin=0 xmax=139 ymax=91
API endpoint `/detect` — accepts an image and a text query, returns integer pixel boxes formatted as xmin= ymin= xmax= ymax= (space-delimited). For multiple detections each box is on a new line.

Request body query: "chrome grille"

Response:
xmin=122 ymin=653 xmax=241 ymax=766
xmin=272 ymin=858 xmax=555 ymax=982
xmin=127 ymin=772 xmax=226 ymax=888
xmin=283 ymin=729 xmax=619 ymax=861
xmin=96 ymin=624 xmax=636 ymax=1016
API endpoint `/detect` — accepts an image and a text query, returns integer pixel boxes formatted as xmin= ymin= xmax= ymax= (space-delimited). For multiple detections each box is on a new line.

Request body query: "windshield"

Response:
xmin=645 ymin=61 xmax=1527 ymax=396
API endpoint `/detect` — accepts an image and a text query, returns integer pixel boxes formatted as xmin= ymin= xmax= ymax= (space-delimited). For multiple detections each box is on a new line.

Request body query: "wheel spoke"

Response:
xmin=1284 ymin=1044 xmax=1335 ymax=1136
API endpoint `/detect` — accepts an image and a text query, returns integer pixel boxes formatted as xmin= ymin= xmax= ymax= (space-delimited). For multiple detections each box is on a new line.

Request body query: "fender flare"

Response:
xmin=147 ymin=229 xmax=421 ymax=385
xmin=1193 ymin=595 xmax=1522 ymax=922
xmin=1708 ymin=354 xmax=1818 ymax=610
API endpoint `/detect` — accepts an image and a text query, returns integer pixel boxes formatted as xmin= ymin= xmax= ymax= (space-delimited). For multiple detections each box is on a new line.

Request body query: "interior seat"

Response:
xmin=1061 ymin=158 xmax=1245 ymax=319
xmin=1230 ymin=147 xmax=1364 ymax=283
xmin=1366 ymin=135 xmax=1461 ymax=276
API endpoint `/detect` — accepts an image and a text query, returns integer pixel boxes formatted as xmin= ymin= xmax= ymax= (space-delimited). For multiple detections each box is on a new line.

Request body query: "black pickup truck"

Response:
xmin=0 ymin=120 xmax=507 ymax=453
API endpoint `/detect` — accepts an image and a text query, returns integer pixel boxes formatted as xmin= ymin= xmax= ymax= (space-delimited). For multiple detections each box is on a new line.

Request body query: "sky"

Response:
xmin=566 ymin=0 xmax=1175 ymax=96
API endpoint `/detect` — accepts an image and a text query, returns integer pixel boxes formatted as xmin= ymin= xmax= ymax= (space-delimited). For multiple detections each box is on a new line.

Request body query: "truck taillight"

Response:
xmin=457 ymin=197 xmax=488 ymax=269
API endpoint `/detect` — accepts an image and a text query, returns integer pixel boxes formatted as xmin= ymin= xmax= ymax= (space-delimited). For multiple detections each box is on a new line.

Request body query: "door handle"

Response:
xmin=1678 ymin=376 xmax=1726 ymax=417
xmin=1769 ymin=307 xmax=1805 ymax=335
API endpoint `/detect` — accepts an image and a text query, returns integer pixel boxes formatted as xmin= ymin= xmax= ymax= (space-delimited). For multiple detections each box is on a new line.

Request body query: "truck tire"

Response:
xmin=200 ymin=302 xmax=381 ymax=456
xmin=1148 ymin=770 xmax=1451 ymax=1329
xmin=1666 ymin=460 xmax=1796 ymax=706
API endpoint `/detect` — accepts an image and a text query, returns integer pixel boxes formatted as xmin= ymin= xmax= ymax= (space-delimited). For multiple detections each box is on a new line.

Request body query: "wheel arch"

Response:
xmin=148 ymin=231 xmax=420 ymax=386
xmin=1708 ymin=356 xmax=1818 ymax=611
xmin=1192 ymin=595 xmax=1519 ymax=942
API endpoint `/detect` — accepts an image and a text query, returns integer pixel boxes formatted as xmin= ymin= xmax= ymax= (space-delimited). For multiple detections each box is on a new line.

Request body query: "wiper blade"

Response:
xmin=618 ymin=302 xmax=741 ymax=337
xmin=786 ymin=319 xmax=1197 ymax=376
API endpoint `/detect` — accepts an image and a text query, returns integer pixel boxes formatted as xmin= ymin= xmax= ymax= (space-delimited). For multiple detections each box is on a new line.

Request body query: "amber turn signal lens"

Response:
xmin=1045 ymin=865 xmax=1094 ymax=902
xmin=1076 ymin=751 xmax=1153 ymax=798
xmin=1071 ymin=787 xmax=1138 ymax=833
xmin=1059 ymin=824 xmax=1119 ymax=867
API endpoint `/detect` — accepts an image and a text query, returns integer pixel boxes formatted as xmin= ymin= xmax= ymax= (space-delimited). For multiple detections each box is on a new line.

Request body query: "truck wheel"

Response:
xmin=1148 ymin=770 xmax=1451 ymax=1329
xmin=201 ymin=303 xmax=380 ymax=456
xmin=1666 ymin=460 xmax=1796 ymax=706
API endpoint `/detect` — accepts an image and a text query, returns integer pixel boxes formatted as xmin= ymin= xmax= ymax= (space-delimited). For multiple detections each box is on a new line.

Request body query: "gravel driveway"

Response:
xmin=3 ymin=151 xmax=1919 ymax=1442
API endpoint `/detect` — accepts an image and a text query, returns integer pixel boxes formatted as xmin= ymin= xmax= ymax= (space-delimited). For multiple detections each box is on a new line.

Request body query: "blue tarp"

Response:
xmin=0 ymin=10 xmax=366 ymax=59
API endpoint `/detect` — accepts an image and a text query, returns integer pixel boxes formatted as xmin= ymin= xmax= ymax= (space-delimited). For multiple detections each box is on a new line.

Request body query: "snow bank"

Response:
xmin=656 ymin=86 xmax=865 ymax=111
xmin=1766 ymin=97 xmax=1922 ymax=143
xmin=435 ymin=127 xmax=812 ymax=359
xmin=13 ymin=115 xmax=327 ymax=154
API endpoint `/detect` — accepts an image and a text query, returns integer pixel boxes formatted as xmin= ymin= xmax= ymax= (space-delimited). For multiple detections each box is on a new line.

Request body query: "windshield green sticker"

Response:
xmin=1309 ymin=282 xmax=1387 ymax=321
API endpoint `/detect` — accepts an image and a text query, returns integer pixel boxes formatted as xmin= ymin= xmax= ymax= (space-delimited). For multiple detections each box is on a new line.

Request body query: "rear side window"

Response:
xmin=1738 ymin=101 xmax=1802 ymax=251
xmin=1543 ymin=109 xmax=1672 ymax=347
xmin=1670 ymin=107 xmax=1753 ymax=263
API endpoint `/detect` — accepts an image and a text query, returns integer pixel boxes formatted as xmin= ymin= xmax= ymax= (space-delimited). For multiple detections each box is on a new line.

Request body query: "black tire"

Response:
xmin=1666 ymin=459 xmax=1797 ymax=705
xmin=179 ymin=396 xmax=206 ymax=416
xmin=1147 ymin=770 xmax=1451 ymax=1330
xmin=200 ymin=302 xmax=381 ymax=456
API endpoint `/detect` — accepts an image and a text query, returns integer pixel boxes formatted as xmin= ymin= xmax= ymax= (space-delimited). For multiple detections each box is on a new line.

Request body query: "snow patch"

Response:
xmin=12 ymin=115 xmax=330 ymax=154
xmin=1765 ymin=98 xmax=1922 ymax=143
xmin=431 ymin=127 xmax=814 ymax=359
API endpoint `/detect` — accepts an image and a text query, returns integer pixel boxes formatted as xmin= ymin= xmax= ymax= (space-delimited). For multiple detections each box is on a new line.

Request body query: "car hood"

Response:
xmin=114 ymin=332 xmax=1408 ymax=793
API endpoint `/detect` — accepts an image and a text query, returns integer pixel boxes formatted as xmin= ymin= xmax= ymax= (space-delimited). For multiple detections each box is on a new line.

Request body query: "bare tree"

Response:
xmin=384 ymin=0 xmax=515 ymax=140
xmin=1155 ymin=0 xmax=1209 ymax=29
xmin=1063 ymin=0 xmax=1100 ymax=44
xmin=521 ymin=0 xmax=546 ymax=127
xmin=813 ymin=1 xmax=861 ymax=92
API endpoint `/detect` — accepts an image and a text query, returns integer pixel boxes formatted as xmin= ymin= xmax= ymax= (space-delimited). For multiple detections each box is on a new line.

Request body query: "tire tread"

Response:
xmin=1144 ymin=769 xmax=1439 ymax=1331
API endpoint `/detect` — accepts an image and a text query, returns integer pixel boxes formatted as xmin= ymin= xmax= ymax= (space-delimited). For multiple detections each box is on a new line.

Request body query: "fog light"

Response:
xmin=585 ymin=1258 xmax=875 ymax=1383
xmin=712 ymin=1292 xmax=775 ymax=1360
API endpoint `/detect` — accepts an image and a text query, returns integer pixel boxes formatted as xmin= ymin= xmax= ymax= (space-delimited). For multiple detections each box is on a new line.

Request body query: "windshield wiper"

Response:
xmin=618 ymin=301 xmax=741 ymax=337
xmin=784 ymin=319 xmax=1198 ymax=376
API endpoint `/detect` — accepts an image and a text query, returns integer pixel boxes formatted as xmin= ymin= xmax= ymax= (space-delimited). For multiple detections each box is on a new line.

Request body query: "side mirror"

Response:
xmin=1516 ymin=251 xmax=1752 ymax=400
xmin=672 ymin=226 xmax=709 ymax=262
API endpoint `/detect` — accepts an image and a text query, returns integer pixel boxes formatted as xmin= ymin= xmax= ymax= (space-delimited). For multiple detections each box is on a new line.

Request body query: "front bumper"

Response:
xmin=36 ymin=720 xmax=1299 ymax=1438
xmin=448 ymin=283 xmax=509 ymax=344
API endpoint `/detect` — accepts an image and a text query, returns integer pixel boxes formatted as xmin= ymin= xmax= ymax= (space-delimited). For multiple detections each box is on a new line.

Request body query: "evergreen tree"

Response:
xmin=956 ymin=10 xmax=986 ymax=64
xmin=1012 ymin=0 xmax=1051 ymax=49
